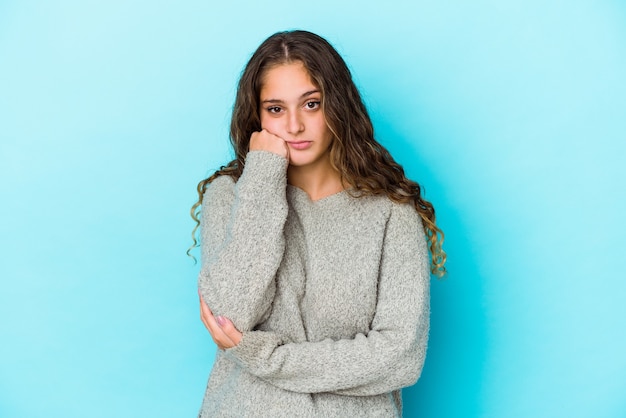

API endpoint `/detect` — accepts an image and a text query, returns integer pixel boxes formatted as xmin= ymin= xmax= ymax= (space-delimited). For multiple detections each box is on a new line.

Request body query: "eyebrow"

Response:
xmin=261 ymin=90 xmax=320 ymax=104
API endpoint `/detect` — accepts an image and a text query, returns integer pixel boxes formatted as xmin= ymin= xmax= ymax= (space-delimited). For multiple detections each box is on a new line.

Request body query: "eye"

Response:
xmin=266 ymin=106 xmax=282 ymax=114
xmin=305 ymin=100 xmax=321 ymax=110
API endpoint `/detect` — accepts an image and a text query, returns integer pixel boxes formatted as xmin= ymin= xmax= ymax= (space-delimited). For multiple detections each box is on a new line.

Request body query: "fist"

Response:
xmin=249 ymin=130 xmax=289 ymax=159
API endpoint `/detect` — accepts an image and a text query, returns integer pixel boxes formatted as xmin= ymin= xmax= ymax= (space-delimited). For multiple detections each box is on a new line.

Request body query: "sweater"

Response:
xmin=197 ymin=151 xmax=430 ymax=418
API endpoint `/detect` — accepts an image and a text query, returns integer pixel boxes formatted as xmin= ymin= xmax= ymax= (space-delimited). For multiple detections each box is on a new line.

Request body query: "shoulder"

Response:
xmin=202 ymin=174 xmax=236 ymax=207
xmin=340 ymin=194 xmax=424 ymax=245
xmin=209 ymin=173 xmax=236 ymax=190
xmin=360 ymin=195 xmax=426 ymax=251
xmin=389 ymin=199 xmax=423 ymax=226
xmin=386 ymin=199 xmax=428 ymax=257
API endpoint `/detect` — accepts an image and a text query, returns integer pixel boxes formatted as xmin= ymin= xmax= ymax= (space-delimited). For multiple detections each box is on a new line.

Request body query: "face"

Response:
xmin=259 ymin=61 xmax=333 ymax=169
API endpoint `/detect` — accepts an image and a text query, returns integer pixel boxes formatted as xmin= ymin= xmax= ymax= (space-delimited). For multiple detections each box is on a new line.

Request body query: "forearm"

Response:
xmin=198 ymin=151 xmax=289 ymax=331
xmin=225 ymin=319 xmax=428 ymax=395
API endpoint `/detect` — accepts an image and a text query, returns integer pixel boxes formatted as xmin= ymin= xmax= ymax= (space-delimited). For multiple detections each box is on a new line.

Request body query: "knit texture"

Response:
xmin=198 ymin=151 xmax=430 ymax=417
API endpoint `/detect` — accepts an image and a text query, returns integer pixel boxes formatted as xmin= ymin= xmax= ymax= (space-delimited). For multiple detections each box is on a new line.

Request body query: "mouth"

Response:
xmin=286 ymin=141 xmax=313 ymax=150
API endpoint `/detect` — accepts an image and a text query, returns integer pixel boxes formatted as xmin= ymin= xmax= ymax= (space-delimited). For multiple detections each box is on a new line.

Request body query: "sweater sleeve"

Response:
xmin=197 ymin=151 xmax=289 ymax=332
xmin=224 ymin=201 xmax=431 ymax=396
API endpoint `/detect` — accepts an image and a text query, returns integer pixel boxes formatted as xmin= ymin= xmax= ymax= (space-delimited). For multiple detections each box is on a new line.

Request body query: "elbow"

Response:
xmin=230 ymin=307 xmax=270 ymax=333
xmin=401 ymin=344 xmax=427 ymax=388
xmin=385 ymin=345 xmax=425 ymax=390
xmin=389 ymin=327 xmax=428 ymax=389
xmin=197 ymin=277 xmax=273 ymax=333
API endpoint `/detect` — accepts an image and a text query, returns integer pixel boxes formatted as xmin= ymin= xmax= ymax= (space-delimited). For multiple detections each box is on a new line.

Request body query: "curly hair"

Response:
xmin=189 ymin=30 xmax=446 ymax=276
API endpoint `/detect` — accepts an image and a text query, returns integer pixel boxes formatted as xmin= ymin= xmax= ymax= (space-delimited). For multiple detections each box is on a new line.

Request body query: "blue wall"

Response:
xmin=1 ymin=1 xmax=625 ymax=417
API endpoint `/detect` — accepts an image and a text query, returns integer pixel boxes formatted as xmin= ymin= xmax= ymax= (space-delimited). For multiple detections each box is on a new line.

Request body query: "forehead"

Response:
xmin=260 ymin=62 xmax=319 ymax=98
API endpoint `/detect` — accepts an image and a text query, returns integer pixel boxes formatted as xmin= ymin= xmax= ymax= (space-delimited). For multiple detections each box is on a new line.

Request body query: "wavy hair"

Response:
xmin=189 ymin=30 xmax=446 ymax=276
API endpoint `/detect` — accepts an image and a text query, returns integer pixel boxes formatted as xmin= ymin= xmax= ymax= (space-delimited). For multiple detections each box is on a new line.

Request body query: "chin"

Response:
xmin=288 ymin=149 xmax=332 ymax=169
xmin=287 ymin=158 xmax=309 ymax=167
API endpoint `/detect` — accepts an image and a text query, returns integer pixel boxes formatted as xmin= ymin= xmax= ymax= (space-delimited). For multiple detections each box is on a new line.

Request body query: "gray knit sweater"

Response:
xmin=198 ymin=151 xmax=430 ymax=417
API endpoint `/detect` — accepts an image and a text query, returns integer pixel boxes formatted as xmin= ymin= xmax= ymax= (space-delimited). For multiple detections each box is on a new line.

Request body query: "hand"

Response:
xmin=198 ymin=292 xmax=243 ymax=350
xmin=249 ymin=129 xmax=289 ymax=159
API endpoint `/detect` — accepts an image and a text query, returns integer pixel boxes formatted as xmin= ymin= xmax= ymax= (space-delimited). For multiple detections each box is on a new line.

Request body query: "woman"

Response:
xmin=191 ymin=30 xmax=445 ymax=417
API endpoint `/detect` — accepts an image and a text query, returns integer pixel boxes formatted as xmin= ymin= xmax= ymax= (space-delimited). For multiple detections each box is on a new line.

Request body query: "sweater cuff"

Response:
xmin=240 ymin=151 xmax=288 ymax=187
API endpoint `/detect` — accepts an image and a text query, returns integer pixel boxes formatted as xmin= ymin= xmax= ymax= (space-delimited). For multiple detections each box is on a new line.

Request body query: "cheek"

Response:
xmin=308 ymin=114 xmax=326 ymax=136
xmin=318 ymin=120 xmax=333 ymax=143
xmin=260 ymin=114 xmax=279 ymax=132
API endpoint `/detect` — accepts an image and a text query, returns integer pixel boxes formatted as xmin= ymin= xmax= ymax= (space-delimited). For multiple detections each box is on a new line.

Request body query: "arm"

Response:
xmin=198 ymin=150 xmax=289 ymax=332
xmin=223 ymin=202 xmax=431 ymax=396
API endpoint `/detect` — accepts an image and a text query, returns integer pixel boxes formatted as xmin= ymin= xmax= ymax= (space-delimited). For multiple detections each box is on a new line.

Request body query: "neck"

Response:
xmin=287 ymin=159 xmax=344 ymax=201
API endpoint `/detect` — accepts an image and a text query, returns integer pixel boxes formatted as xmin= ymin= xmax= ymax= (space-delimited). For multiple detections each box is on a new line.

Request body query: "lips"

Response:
xmin=286 ymin=141 xmax=313 ymax=150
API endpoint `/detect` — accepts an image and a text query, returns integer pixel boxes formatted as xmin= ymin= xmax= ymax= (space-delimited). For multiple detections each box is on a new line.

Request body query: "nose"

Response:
xmin=286 ymin=111 xmax=304 ymax=135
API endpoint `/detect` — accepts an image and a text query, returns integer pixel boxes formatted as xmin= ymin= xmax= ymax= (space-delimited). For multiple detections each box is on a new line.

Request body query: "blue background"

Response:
xmin=1 ymin=1 xmax=625 ymax=417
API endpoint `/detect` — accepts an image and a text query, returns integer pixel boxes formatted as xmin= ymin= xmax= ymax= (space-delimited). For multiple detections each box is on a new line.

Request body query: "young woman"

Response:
xmin=191 ymin=30 xmax=446 ymax=417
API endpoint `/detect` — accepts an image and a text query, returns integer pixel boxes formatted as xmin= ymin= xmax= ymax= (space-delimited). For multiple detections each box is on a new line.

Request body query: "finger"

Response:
xmin=204 ymin=308 xmax=231 ymax=348
xmin=216 ymin=316 xmax=243 ymax=346
xmin=198 ymin=294 xmax=213 ymax=330
xmin=199 ymin=296 xmax=236 ymax=349
xmin=250 ymin=130 xmax=288 ymax=158
xmin=264 ymin=130 xmax=288 ymax=157
xmin=209 ymin=316 xmax=236 ymax=350
xmin=262 ymin=128 xmax=277 ymax=138
xmin=200 ymin=296 xmax=226 ymax=348
xmin=266 ymin=129 xmax=286 ymax=143
xmin=199 ymin=293 xmax=212 ymax=316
